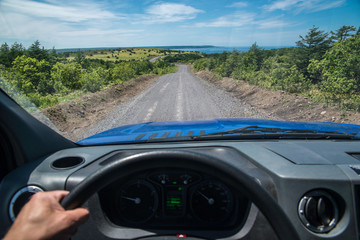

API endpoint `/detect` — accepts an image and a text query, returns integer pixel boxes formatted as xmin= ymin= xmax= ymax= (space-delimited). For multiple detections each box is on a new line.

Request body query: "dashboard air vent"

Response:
xmin=51 ymin=156 xmax=84 ymax=169
xmin=9 ymin=186 xmax=43 ymax=222
xmin=298 ymin=190 xmax=339 ymax=233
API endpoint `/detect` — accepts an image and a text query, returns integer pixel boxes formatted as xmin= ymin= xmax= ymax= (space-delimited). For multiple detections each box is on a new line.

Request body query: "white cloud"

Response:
xmin=0 ymin=0 xmax=119 ymax=22
xmin=263 ymin=0 xmax=300 ymax=11
xmin=263 ymin=0 xmax=345 ymax=13
xmin=0 ymin=0 xmax=141 ymax=48
xmin=55 ymin=29 xmax=145 ymax=48
xmin=59 ymin=29 xmax=143 ymax=37
xmin=0 ymin=12 xmax=68 ymax=40
xmin=256 ymin=17 xmax=290 ymax=29
xmin=194 ymin=12 xmax=290 ymax=29
xmin=137 ymin=3 xmax=204 ymax=24
xmin=226 ymin=2 xmax=248 ymax=8
xmin=146 ymin=3 xmax=203 ymax=16
xmin=297 ymin=0 xmax=345 ymax=13
xmin=195 ymin=12 xmax=255 ymax=27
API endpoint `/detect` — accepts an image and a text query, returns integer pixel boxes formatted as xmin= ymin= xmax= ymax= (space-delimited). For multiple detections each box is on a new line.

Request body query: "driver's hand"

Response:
xmin=3 ymin=190 xmax=89 ymax=240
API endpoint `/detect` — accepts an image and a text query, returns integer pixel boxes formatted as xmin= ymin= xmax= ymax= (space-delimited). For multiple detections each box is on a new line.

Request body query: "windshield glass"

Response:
xmin=0 ymin=0 xmax=360 ymax=143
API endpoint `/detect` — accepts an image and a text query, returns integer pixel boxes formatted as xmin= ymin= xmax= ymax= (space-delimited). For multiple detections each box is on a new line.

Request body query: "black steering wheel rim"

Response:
xmin=61 ymin=150 xmax=300 ymax=240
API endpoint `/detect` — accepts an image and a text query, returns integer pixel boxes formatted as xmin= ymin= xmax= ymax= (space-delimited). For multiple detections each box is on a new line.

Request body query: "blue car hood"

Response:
xmin=78 ymin=118 xmax=360 ymax=145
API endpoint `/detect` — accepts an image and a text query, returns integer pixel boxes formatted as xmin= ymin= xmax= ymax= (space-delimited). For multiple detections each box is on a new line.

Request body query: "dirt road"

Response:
xmin=149 ymin=56 xmax=163 ymax=62
xmin=42 ymin=64 xmax=360 ymax=142
xmin=84 ymin=65 xmax=263 ymax=138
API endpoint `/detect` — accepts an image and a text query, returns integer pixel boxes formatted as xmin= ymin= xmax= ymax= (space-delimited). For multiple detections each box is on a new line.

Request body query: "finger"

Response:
xmin=49 ymin=190 xmax=70 ymax=202
xmin=66 ymin=208 xmax=90 ymax=226
xmin=31 ymin=191 xmax=70 ymax=204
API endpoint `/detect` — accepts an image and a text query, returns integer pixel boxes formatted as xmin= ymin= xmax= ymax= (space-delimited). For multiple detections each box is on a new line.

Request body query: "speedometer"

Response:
xmin=190 ymin=180 xmax=234 ymax=223
xmin=99 ymin=169 xmax=248 ymax=230
xmin=117 ymin=179 xmax=158 ymax=223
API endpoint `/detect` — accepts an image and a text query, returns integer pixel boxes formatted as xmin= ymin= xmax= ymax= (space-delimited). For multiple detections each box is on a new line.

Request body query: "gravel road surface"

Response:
xmin=149 ymin=56 xmax=163 ymax=62
xmin=84 ymin=65 xmax=263 ymax=138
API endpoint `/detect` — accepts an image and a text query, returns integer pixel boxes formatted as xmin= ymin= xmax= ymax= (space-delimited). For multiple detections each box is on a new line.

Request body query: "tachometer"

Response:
xmin=190 ymin=180 xmax=233 ymax=223
xmin=117 ymin=179 xmax=158 ymax=223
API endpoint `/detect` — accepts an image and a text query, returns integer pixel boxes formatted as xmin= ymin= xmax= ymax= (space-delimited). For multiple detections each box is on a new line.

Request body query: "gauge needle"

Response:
xmin=198 ymin=191 xmax=215 ymax=205
xmin=122 ymin=196 xmax=141 ymax=204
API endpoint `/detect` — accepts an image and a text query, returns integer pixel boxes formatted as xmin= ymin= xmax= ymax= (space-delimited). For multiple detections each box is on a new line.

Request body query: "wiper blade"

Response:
xmin=141 ymin=125 xmax=355 ymax=143
xmin=192 ymin=125 xmax=355 ymax=140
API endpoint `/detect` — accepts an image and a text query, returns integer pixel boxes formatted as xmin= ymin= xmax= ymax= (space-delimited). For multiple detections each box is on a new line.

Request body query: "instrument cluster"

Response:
xmin=99 ymin=168 xmax=249 ymax=230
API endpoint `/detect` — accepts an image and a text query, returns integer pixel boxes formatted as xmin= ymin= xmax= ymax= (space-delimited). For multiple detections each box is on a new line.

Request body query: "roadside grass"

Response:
xmin=68 ymin=48 xmax=191 ymax=62
xmin=86 ymin=48 xmax=160 ymax=61
xmin=36 ymin=65 xmax=177 ymax=109
xmin=57 ymin=90 xmax=90 ymax=103
xmin=302 ymin=89 xmax=360 ymax=112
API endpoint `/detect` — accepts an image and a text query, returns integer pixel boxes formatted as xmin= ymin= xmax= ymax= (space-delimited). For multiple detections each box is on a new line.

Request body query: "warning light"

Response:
xmin=176 ymin=234 xmax=187 ymax=238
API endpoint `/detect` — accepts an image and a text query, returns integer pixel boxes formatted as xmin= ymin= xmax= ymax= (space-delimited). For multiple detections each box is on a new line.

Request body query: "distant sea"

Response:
xmin=56 ymin=45 xmax=292 ymax=54
xmin=160 ymin=45 xmax=292 ymax=54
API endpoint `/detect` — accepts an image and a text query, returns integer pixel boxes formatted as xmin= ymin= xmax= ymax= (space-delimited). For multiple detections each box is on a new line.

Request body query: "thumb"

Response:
xmin=65 ymin=208 xmax=90 ymax=227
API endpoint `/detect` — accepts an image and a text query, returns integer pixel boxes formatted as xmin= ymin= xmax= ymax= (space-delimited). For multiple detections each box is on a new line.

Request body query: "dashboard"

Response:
xmin=2 ymin=140 xmax=360 ymax=239
xmin=99 ymin=169 xmax=248 ymax=230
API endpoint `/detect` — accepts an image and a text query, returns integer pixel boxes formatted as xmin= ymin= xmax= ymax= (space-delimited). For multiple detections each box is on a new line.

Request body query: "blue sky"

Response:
xmin=0 ymin=0 xmax=359 ymax=49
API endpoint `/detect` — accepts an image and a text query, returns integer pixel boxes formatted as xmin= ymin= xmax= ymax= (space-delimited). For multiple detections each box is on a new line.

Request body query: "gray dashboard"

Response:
xmin=1 ymin=139 xmax=360 ymax=239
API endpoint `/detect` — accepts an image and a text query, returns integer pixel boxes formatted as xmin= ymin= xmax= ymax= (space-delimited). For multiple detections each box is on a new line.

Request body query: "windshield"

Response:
xmin=0 ymin=0 xmax=360 ymax=143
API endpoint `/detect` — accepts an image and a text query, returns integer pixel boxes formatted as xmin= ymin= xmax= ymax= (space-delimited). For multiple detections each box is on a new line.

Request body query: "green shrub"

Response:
xmin=82 ymin=68 xmax=105 ymax=92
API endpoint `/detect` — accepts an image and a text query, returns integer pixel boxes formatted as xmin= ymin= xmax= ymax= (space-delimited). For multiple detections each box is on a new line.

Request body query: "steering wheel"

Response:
xmin=61 ymin=150 xmax=300 ymax=240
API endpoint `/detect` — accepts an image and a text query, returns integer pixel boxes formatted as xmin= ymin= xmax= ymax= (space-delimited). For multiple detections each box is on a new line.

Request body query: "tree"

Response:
xmin=308 ymin=35 xmax=360 ymax=97
xmin=193 ymin=58 xmax=209 ymax=71
xmin=296 ymin=26 xmax=332 ymax=61
xmin=0 ymin=43 xmax=10 ymax=67
xmin=11 ymin=55 xmax=51 ymax=94
xmin=27 ymin=40 xmax=49 ymax=61
xmin=331 ymin=25 xmax=356 ymax=41
xmin=223 ymin=50 xmax=240 ymax=77
xmin=81 ymin=67 xmax=106 ymax=92
xmin=0 ymin=43 xmax=9 ymax=53
xmin=248 ymin=42 xmax=264 ymax=71
xmin=0 ymin=42 xmax=26 ymax=67
xmin=130 ymin=61 xmax=153 ymax=75
xmin=48 ymin=47 xmax=58 ymax=65
xmin=295 ymin=26 xmax=332 ymax=79
xmin=111 ymin=62 xmax=136 ymax=83
xmin=75 ymin=50 xmax=85 ymax=64
xmin=297 ymin=26 xmax=330 ymax=48
xmin=8 ymin=42 xmax=25 ymax=68
xmin=51 ymin=62 xmax=83 ymax=90
xmin=10 ymin=42 xmax=25 ymax=60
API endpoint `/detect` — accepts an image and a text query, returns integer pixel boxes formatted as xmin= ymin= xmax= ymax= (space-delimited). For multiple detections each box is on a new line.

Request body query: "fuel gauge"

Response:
xmin=181 ymin=174 xmax=192 ymax=185
xmin=158 ymin=174 xmax=169 ymax=185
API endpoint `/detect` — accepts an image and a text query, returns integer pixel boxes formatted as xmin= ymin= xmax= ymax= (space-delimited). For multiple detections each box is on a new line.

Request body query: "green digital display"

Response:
xmin=166 ymin=196 xmax=182 ymax=210
xmin=165 ymin=188 xmax=184 ymax=216
xmin=165 ymin=186 xmax=183 ymax=216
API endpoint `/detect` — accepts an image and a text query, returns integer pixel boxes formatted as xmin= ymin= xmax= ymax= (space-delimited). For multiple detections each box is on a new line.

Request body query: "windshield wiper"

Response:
xmin=192 ymin=125 xmax=355 ymax=140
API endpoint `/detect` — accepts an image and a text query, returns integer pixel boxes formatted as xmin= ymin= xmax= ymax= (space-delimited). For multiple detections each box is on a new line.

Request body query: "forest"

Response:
xmin=0 ymin=25 xmax=359 ymax=112
xmin=189 ymin=25 xmax=360 ymax=111
xmin=0 ymin=42 xmax=176 ymax=109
